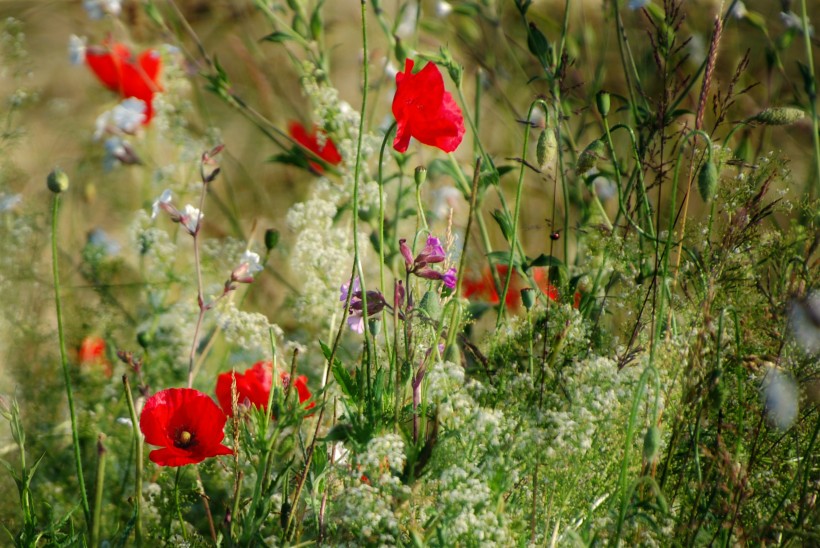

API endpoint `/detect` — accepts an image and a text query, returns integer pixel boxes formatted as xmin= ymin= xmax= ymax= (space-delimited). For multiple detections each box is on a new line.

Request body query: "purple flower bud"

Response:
xmin=414 ymin=266 xmax=443 ymax=281
xmin=394 ymin=280 xmax=405 ymax=308
xmin=399 ymin=239 xmax=414 ymax=270
xmin=441 ymin=267 xmax=457 ymax=289
xmin=417 ymin=235 xmax=446 ymax=264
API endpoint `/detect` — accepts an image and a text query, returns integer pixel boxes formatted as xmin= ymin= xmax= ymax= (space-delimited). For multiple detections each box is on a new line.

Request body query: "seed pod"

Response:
xmin=754 ymin=107 xmax=805 ymax=126
xmin=698 ymin=159 xmax=718 ymax=202
xmin=444 ymin=343 xmax=461 ymax=364
xmin=596 ymin=90 xmax=611 ymax=118
xmin=576 ymin=140 xmax=605 ymax=174
xmin=537 ymin=128 xmax=556 ymax=170
xmin=47 ymin=167 xmax=70 ymax=193
xmin=419 ymin=290 xmax=441 ymax=320
xmin=265 ymin=228 xmax=280 ymax=251
xmin=521 ymin=287 xmax=535 ymax=310
xmin=642 ymin=425 xmax=662 ymax=463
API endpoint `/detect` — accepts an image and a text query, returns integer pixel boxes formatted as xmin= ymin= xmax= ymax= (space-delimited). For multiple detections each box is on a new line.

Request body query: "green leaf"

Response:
xmin=524 ymin=254 xmax=563 ymax=270
xmin=260 ymin=31 xmax=293 ymax=44
xmin=490 ymin=209 xmax=514 ymax=242
xmin=485 ymin=251 xmax=521 ymax=269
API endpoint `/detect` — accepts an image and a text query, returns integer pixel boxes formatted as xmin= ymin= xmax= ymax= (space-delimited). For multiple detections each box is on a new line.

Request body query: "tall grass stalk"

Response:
xmin=50 ymin=192 xmax=91 ymax=528
xmin=122 ymin=375 xmax=143 ymax=546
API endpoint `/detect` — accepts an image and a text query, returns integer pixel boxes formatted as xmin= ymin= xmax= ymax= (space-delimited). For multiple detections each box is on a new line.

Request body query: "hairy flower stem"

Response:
xmin=187 ymin=177 xmax=209 ymax=389
xmin=51 ymin=194 xmax=91 ymax=528
xmin=173 ymin=467 xmax=189 ymax=543
xmin=123 ymin=375 xmax=143 ymax=546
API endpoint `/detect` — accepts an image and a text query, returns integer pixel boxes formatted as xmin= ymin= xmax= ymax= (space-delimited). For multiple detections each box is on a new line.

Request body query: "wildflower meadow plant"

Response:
xmin=1 ymin=1 xmax=818 ymax=546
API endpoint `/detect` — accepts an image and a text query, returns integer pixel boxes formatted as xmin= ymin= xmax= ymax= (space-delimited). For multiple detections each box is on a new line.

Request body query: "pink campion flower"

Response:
xmin=340 ymin=277 xmax=388 ymax=333
xmin=417 ymin=235 xmax=446 ymax=264
xmin=392 ymin=59 xmax=465 ymax=153
xmin=441 ymin=267 xmax=457 ymax=290
xmin=230 ymin=250 xmax=263 ymax=284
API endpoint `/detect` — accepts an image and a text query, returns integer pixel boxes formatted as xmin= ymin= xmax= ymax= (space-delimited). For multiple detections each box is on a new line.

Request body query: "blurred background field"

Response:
xmin=0 ymin=0 xmax=818 ymax=543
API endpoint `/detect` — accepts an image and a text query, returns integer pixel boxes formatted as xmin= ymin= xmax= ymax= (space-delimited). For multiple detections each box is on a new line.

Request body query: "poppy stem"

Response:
xmin=122 ymin=375 xmax=143 ymax=546
xmin=91 ymin=435 xmax=106 ymax=548
xmin=173 ymin=467 xmax=189 ymax=543
xmin=50 ymin=193 xmax=92 ymax=529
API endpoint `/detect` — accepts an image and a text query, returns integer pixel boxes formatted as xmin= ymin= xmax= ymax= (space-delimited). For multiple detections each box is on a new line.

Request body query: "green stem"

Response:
xmin=51 ymin=194 xmax=91 ymax=528
xmin=174 ymin=467 xmax=189 ymax=543
xmin=91 ymin=436 xmax=106 ymax=548
xmin=123 ymin=376 xmax=143 ymax=546
xmin=800 ymin=0 xmax=820 ymax=197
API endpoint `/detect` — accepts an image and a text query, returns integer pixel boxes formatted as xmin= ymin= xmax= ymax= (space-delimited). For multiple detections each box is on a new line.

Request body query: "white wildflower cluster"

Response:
xmin=129 ymin=209 xmax=177 ymax=268
xmin=286 ymin=197 xmax=353 ymax=329
xmin=358 ymin=432 xmax=406 ymax=477
xmin=331 ymin=435 xmax=409 ymax=545
xmin=201 ymin=236 xmax=249 ymax=274
xmin=332 ymin=482 xmax=402 ymax=546
xmin=426 ymin=360 xmax=465 ymax=402
xmin=434 ymin=465 xmax=511 ymax=546
xmin=214 ymin=300 xmax=283 ymax=355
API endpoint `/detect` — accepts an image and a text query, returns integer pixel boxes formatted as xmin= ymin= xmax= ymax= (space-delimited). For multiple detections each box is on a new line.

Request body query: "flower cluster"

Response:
xmin=214 ymin=361 xmax=314 ymax=417
xmin=400 ymin=235 xmax=457 ymax=289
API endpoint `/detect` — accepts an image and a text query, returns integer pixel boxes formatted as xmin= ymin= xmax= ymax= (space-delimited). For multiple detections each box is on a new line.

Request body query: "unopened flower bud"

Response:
xmin=399 ymin=238 xmax=414 ymax=270
xmin=754 ymin=106 xmax=805 ymax=125
xmin=414 ymin=165 xmax=428 ymax=188
xmin=596 ymin=90 xmax=611 ymax=117
xmin=419 ymin=290 xmax=442 ymax=319
xmin=521 ymin=287 xmax=535 ymax=310
xmin=536 ymin=128 xmax=556 ymax=170
xmin=265 ymin=228 xmax=280 ymax=251
xmin=697 ymin=159 xmax=719 ymax=202
xmin=576 ymin=140 xmax=605 ymax=174
xmin=47 ymin=168 xmax=70 ymax=193
xmin=444 ymin=344 xmax=461 ymax=364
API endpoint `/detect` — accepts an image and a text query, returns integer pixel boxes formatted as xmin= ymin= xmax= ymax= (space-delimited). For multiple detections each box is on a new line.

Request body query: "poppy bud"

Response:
xmin=414 ymin=165 xmax=427 ymax=188
xmin=265 ymin=228 xmax=280 ymax=251
xmin=697 ymin=159 xmax=718 ymax=202
xmin=642 ymin=425 xmax=661 ymax=463
xmin=536 ymin=128 xmax=556 ymax=171
xmin=47 ymin=168 xmax=70 ymax=193
xmin=596 ymin=90 xmax=611 ymax=118
xmin=521 ymin=288 xmax=535 ymax=310
xmin=576 ymin=140 xmax=605 ymax=174
xmin=754 ymin=106 xmax=804 ymax=126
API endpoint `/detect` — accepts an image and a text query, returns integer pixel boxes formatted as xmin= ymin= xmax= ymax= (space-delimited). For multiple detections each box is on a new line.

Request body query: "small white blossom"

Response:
xmin=731 ymin=1 xmax=748 ymax=19
xmin=0 ymin=193 xmax=21 ymax=212
xmin=239 ymin=250 xmax=263 ymax=274
xmin=761 ymin=366 xmax=799 ymax=430
xmin=151 ymin=189 xmax=173 ymax=220
xmin=95 ymin=98 xmax=146 ymax=139
xmin=83 ymin=0 xmax=121 ymax=20
xmin=628 ymin=0 xmax=650 ymax=10
xmin=436 ymin=1 xmax=453 ymax=17
xmin=68 ymin=35 xmax=86 ymax=65
xmin=180 ymin=204 xmax=202 ymax=234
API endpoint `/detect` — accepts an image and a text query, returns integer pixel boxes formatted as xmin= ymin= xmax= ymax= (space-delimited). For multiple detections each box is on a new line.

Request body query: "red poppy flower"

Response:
xmin=392 ymin=59 xmax=465 ymax=153
xmin=78 ymin=335 xmax=112 ymax=377
xmin=215 ymin=361 xmax=315 ymax=417
xmin=462 ymin=265 xmax=558 ymax=309
xmin=85 ymin=41 xmax=162 ymax=123
xmin=140 ymin=388 xmax=233 ymax=467
xmin=280 ymin=372 xmax=316 ymax=411
xmin=288 ymin=122 xmax=342 ymax=173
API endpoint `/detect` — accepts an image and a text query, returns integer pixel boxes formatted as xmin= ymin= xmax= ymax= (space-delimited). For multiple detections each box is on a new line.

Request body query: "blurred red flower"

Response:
xmin=140 ymin=388 xmax=233 ymax=467
xmin=288 ymin=122 xmax=342 ymax=173
xmin=85 ymin=41 xmax=162 ymax=123
xmin=215 ymin=361 xmax=315 ymax=417
xmin=78 ymin=335 xmax=112 ymax=377
xmin=392 ymin=59 xmax=465 ymax=153
xmin=462 ymin=265 xmax=558 ymax=309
